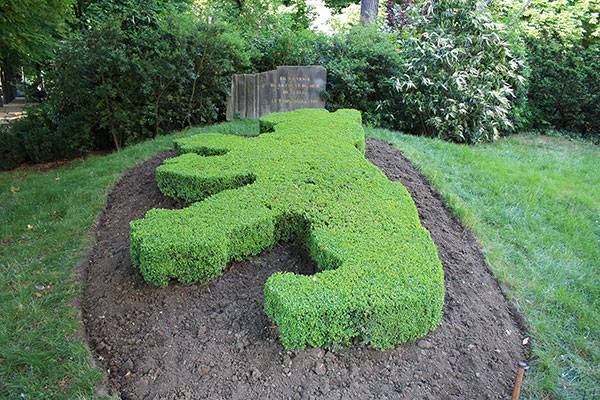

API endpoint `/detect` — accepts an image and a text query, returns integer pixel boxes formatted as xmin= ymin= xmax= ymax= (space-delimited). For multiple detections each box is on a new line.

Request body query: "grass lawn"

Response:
xmin=367 ymin=128 xmax=599 ymax=399
xmin=0 ymin=121 xmax=597 ymax=399
xmin=0 ymin=120 xmax=257 ymax=399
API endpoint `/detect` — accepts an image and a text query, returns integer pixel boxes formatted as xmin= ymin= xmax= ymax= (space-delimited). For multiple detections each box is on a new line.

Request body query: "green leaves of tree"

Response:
xmin=0 ymin=0 xmax=74 ymax=64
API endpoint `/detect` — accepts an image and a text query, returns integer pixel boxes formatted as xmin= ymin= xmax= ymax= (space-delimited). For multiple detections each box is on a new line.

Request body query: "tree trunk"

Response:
xmin=360 ymin=0 xmax=379 ymax=25
xmin=1 ymin=62 xmax=16 ymax=104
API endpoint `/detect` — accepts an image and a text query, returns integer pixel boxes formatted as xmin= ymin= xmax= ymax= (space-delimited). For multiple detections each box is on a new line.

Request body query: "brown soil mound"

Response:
xmin=82 ymin=139 xmax=528 ymax=399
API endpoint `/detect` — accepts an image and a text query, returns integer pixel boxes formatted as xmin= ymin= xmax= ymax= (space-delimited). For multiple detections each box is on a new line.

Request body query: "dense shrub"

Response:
xmin=392 ymin=0 xmax=527 ymax=143
xmin=525 ymin=39 xmax=599 ymax=138
xmin=130 ymin=108 xmax=444 ymax=349
xmin=10 ymin=103 xmax=94 ymax=164
xmin=492 ymin=0 xmax=599 ymax=137
xmin=0 ymin=8 xmax=249 ymax=170
xmin=0 ymin=125 xmax=26 ymax=170
xmin=322 ymin=0 xmax=358 ymax=12
xmin=309 ymin=27 xmax=403 ymax=127
xmin=50 ymin=15 xmax=248 ymax=150
xmin=248 ymin=24 xmax=318 ymax=72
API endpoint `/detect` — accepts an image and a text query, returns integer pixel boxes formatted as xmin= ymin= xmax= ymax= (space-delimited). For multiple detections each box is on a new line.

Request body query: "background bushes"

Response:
xmin=309 ymin=27 xmax=402 ymax=127
xmin=1 ymin=0 xmax=597 ymax=170
xmin=52 ymin=14 xmax=247 ymax=150
xmin=492 ymin=0 xmax=599 ymax=141
xmin=2 ymin=4 xmax=248 ymax=168
xmin=0 ymin=125 xmax=26 ymax=170
xmin=526 ymin=40 xmax=599 ymax=138
xmin=391 ymin=0 xmax=527 ymax=143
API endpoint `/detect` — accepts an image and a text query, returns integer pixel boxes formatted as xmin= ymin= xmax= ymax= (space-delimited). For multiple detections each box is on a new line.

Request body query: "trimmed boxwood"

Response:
xmin=130 ymin=108 xmax=444 ymax=349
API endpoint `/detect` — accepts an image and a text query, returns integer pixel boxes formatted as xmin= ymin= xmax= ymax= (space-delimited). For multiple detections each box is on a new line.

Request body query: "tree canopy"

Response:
xmin=0 ymin=0 xmax=75 ymax=65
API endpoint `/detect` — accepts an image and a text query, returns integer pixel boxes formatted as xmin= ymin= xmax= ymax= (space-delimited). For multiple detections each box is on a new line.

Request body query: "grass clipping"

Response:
xmin=130 ymin=109 xmax=444 ymax=350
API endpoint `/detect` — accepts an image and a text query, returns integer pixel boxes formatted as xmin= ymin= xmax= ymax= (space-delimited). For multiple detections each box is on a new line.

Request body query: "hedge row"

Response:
xmin=130 ymin=108 xmax=444 ymax=349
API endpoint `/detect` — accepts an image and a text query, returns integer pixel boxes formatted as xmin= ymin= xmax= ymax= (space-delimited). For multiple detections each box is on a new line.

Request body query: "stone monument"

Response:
xmin=226 ymin=66 xmax=326 ymax=120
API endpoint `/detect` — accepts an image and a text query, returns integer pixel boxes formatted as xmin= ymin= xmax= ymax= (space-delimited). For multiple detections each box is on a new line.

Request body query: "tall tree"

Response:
xmin=0 ymin=0 xmax=75 ymax=65
xmin=360 ymin=0 xmax=378 ymax=24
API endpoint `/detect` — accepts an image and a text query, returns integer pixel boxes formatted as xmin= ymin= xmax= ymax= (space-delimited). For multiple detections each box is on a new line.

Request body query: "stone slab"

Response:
xmin=226 ymin=66 xmax=326 ymax=120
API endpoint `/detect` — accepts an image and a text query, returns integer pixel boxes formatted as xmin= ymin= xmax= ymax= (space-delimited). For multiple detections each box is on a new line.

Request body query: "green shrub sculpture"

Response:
xmin=130 ymin=108 xmax=444 ymax=349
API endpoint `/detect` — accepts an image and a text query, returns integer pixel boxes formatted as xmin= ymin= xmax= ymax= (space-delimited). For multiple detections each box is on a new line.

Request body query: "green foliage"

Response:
xmin=310 ymin=26 xmax=403 ymax=127
xmin=130 ymin=108 xmax=444 ymax=349
xmin=0 ymin=125 xmax=26 ymax=170
xmin=1 ymin=7 xmax=249 ymax=169
xmin=526 ymin=41 xmax=599 ymax=137
xmin=248 ymin=24 xmax=318 ymax=72
xmin=392 ymin=0 xmax=527 ymax=143
xmin=200 ymin=0 xmax=318 ymax=72
xmin=0 ymin=101 xmax=93 ymax=169
xmin=493 ymin=0 xmax=599 ymax=44
xmin=0 ymin=0 xmax=74 ymax=65
xmin=9 ymin=103 xmax=93 ymax=164
xmin=493 ymin=0 xmax=600 ymax=137
xmin=322 ymin=0 xmax=358 ymax=12
xmin=52 ymin=13 xmax=247 ymax=149
xmin=0 ymin=8 xmax=249 ymax=169
xmin=74 ymin=0 xmax=193 ymax=30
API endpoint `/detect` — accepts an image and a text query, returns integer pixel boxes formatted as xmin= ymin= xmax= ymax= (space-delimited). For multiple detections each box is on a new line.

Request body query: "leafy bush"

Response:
xmin=249 ymin=24 xmax=318 ymax=72
xmin=130 ymin=108 xmax=444 ymax=349
xmin=392 ymin=0 xmax=527 ymax=143
xmin=527 ymin=41 xmax=599 ymax=137
xmin=492 ymin=0 xmax=599 ymax=138
xmin=308 ymin=26 xmax=403 ymax=127
xmin=322 ymin=0 xmax=358 ymax=12
xmin=10 ymin=102 xmax=93 ymax=164
xmin=50 ymin=14 xmax=248 ymax=151
xmin=0 ymin=124 xmax=26 ymax=170
xmin=0 ymin=7 xmax=250 ymax=170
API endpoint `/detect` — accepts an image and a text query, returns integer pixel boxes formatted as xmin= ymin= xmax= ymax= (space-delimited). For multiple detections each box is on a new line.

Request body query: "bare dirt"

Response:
xmin=82 ymin=139 xmax=529 ymax=399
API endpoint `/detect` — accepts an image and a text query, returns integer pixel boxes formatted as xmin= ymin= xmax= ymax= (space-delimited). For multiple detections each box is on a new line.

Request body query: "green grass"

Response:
xmin=1 ymin=120 xmax=597 ymax=399
xmin=0 ymin=119 xmax=257 ymax=399
xmin=367 ymin=128 xmax=600 ymax=399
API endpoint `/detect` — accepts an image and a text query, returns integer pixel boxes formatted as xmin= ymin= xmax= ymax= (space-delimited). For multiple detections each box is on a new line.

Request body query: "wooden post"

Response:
xmin=511 ymin=361 xmax=529 ymax=400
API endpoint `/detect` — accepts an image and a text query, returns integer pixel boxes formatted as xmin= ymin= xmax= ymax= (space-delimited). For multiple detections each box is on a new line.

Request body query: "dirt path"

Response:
xmin=82 ymin=139 xmax=528 ymax=399
xmin=0 ymin=97 xmax=26 ymax=124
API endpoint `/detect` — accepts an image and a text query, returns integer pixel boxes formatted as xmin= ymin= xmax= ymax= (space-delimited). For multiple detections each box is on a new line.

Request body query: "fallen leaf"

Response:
xmin=33 ymin=291 xmax=42 ymax=298
xmin=10 ymin=186 xmax=20 ymax=193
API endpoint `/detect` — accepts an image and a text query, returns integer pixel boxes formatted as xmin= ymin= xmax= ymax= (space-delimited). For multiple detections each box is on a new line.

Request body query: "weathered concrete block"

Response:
xmin=226 ymin=66 xmax=326 ymax=120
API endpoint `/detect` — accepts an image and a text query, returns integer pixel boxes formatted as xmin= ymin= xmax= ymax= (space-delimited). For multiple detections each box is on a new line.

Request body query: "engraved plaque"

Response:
xmin=226 ymin=66 xmax=326 ymax=120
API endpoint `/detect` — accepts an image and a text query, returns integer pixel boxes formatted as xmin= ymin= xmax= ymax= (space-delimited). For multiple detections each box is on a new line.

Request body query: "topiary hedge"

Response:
xmin=130 ymin=108 xmax=444 ymax=349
